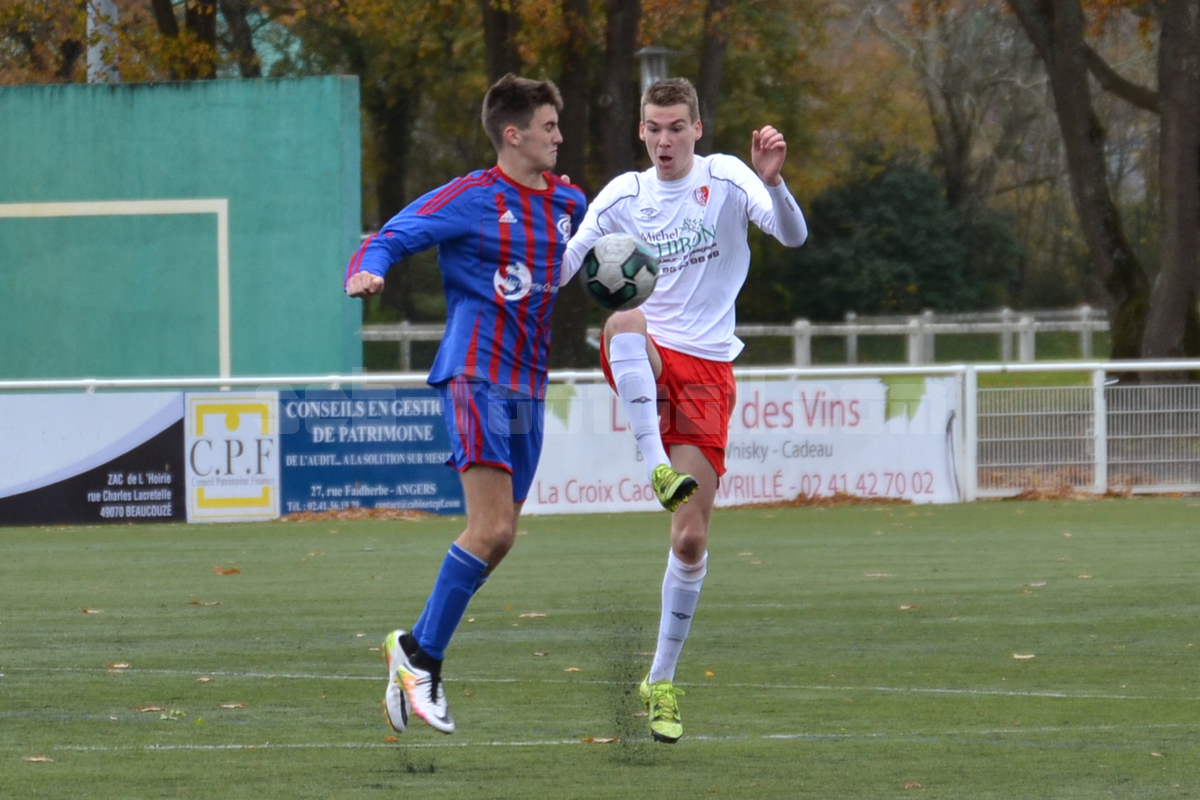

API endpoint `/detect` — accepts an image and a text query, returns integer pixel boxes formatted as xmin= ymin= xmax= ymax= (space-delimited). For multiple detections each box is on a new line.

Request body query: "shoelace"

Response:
xmin=651 ymin=685 xmax=684 ymax=719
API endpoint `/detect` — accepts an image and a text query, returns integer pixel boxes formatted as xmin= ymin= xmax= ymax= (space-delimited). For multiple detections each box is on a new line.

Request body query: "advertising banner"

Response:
xmin=0 ymin=393 xmax=186 ymax=525
xmin=526 ymin=377 xmax=961 ymax=515
xmin=184 ymin=392 xmax=280 ymax=523
xmin=278 ymin=389 xmax=464 ymax=516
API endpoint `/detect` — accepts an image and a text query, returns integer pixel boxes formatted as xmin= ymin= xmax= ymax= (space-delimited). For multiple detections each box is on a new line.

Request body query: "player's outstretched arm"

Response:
xmin=346 ymin=272 xmax=385 ymax=298
xmin=751 ymin=126 xmax=786 ymax=187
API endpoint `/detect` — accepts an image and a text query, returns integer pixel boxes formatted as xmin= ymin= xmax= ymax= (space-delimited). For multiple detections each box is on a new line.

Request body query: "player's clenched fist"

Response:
xmin=346 ymin=272 xmax=385 ymax=298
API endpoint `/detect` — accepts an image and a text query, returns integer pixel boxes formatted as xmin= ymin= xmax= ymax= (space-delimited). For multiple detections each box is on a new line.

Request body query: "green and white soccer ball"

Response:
xmin=580 ymin=233 xmax=659 ymax=311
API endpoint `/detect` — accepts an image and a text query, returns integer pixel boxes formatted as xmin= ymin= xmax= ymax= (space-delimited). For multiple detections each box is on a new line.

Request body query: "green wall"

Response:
xmin=0 ymin=77 xmax=361 ymax=379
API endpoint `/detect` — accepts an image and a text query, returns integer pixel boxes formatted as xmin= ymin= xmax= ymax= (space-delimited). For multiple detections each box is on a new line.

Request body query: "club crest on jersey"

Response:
xmin=694 ymin=186 xmax=710 ymax=206
xmin=556 ymin=214 xmax=572 ymax=240
xmin=494 ymin=262 xmax=533 ymax=301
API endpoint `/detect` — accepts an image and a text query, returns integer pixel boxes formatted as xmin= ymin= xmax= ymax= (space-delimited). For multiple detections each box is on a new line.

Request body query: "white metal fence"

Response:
xmin=4 ymin=359 xmax=1199 ymax=502
xmin=363 ymin=306 xmax=1110 ymax=370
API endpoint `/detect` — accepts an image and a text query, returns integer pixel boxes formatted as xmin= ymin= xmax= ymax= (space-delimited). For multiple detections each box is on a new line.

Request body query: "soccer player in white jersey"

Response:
xmin=562 ymin=77 xmax=808 ymax=743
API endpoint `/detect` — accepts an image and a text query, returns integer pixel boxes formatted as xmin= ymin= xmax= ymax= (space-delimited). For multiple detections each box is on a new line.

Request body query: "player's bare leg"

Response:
xmin=642 ymin=444 xmax=716 ymax=741
xmin=386 ymin=465 xmax=520 ymax=734
xmin=603 ymin=312 xmax=697 ymax=510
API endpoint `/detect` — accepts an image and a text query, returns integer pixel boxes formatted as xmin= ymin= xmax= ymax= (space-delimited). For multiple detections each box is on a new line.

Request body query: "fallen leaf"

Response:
xmin=564 ymin=667 xmax=580 ymax=672
xmin=738 ymin=552 xmax=754 ymax=556
xmin=160 ymin=709 xmax=186 ymax=720
xmin=518 ymin=612 xmax=547 ymax=618
xmin=580 ymin=736 xmax=619 ymax=744
xmin=383 ymin=736 xmax=397 ymax=743
xmin=135 ymin=706 xmax=167 ymax=713
xmin=82 ymin=608 xmax=103 ymax=614
xmin=107 ymin=662 xmax=131 ymax=669
xmin=1012 ymin=653 xmax=1036 ymax=660
xmin=219 ymin=703 xmax=247 ymax=709
xmin=1151 ymin=752 xmax=1164 ymax=758
xmin=904 ymin=781 xmax=923 ymax=789
xmin=1028 ymin=581 xmax=1047 ymax=587
xmin=463 ymin=689 xmax=475 ymax=697
xmin=533 ymin=651 xmax=548 ymax=657
xmin=189 ymin=600 xmax=221 ymax=607
xmin=355 ymin=633 xmax=365 ymax=638
xmin=1062 ymin=532 xmax=1072 ymax=538
xmin=467 ymin=618 xmax=475 ymax=623
xmin=24 ymin=756 xmax=53 ymax=763
xmin=705 ymin=671 xmax=715 ymax=677
xmin=214 ymin=566 xmax=240 ymax=575
xmin=1078 ymin=574 xmax=1092 ymax=579
xmin=195 ymin=675 xmax=213 ymax=683
xmin=899 ymin=604 xmax=922 ymax=611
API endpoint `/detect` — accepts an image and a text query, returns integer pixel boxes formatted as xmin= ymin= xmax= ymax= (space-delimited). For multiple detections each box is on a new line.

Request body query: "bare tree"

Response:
xmin=1006 ymin=0 xmax=1150 ymax=359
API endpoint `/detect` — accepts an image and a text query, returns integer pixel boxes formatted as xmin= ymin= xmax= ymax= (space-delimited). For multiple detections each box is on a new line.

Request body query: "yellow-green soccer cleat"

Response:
xmin=651 ymin=464 xmax=698 ymax=512
xmin=639 ymin=675 xmax=686 ymax=743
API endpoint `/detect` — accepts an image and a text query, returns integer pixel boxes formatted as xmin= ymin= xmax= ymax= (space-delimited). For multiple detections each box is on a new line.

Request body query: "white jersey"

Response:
xmin=563 ymin=153 xmax=807 ymax=362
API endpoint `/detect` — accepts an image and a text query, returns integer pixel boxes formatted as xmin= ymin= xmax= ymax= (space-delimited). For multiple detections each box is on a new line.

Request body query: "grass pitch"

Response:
xmin=2 ymin=498 xmax=1198 ymax=799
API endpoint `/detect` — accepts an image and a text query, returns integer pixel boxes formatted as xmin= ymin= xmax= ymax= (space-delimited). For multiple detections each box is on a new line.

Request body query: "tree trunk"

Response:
xmin=601 ymin=0 xmax=640 ymax=179
xmin=1007 ymin=0 xmax=1149 ymax=359
xmin=696 ymin=0 xmax=731 ymax=155
xmin=550 ymin=0 xmax=593 ymax=368
xmin=480 ymin=0 xmax=523 ymax=82
xmin=184 ymin=0 xmax=218 ymax=78
xmin=366 ymin=88 xmax=421 ymax=320
xmin=1139 ymin=0 xmax=1200 ymax=360
xmin=219 ymin=0 xmax=262 ymax=78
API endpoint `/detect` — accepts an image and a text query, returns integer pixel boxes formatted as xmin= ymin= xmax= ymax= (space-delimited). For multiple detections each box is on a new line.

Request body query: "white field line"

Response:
xmin=0 ymin=666 xmax=1168 ymax=701
xmin=18 ymin=721 xmax=1193 ymax=754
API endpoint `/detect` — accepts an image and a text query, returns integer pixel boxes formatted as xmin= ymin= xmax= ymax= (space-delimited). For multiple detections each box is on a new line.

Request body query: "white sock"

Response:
xmin=608 ymin=332 xmax=670 ymax=480
xmin=648 ymin=550 xmax=707 ymax=684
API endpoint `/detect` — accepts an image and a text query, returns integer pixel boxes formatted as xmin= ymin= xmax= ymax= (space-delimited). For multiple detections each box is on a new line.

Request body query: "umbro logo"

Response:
xmin=630 ymin=396 xmax=653 ymax=404
xmin=499 ymin=209 xmax=517 ymax=224
xmin=671 ymin=612 xmax=692 ymax=620
xmin=638 ymin=207 xmax=660 ymax=218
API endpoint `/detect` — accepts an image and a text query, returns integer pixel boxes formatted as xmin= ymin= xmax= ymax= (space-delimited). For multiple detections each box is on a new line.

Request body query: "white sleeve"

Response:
xmin=722 ymin=155 xmax=807 ymax=247
xmin=764 ymin=181 xmax=808 ymax=247
xmin=559 ymin=175 xmax=638 ymax=286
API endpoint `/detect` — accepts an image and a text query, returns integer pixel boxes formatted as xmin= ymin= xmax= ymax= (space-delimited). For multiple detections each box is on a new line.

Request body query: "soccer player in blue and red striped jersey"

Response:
xmin=345 ymin=74 xmax=587 ymax=736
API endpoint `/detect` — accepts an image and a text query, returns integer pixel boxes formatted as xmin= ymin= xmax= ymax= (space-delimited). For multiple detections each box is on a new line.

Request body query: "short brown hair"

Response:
xmin=641 ymin=77 xmax=700 ymax=122
xmin=481 ymin=74 xmax=564 ymax=150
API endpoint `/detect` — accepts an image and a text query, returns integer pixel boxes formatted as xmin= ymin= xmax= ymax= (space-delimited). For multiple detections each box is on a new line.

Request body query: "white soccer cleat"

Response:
xmin=382 ymin=630 xmax=410 ymax=733
xmin=384 ymin=629 xmax=455 ymax=734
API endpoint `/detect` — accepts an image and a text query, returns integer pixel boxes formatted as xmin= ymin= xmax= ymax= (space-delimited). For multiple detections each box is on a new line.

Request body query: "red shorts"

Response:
xmin=600 ymin=337 xmax=736 ymax=477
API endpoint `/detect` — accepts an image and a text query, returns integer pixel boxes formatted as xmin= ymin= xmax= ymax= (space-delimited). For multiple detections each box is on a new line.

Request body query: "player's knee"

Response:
xmin=672 ymin=527 xmax=707 ymax=563
xmin=604 ymin=309 xmax=647 ymax=339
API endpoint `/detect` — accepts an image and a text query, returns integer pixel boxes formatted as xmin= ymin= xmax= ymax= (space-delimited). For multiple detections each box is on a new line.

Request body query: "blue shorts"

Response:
xmin=437 ymin=375 xmax=545 ymax=503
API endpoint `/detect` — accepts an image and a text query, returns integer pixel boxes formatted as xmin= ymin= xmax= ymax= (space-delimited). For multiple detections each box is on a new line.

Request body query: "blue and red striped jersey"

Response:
xmin=346 ymin=167 xmax=587 ymax=398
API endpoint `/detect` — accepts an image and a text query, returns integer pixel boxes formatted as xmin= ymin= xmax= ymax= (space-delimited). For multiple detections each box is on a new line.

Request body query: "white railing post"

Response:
xmin=1000 ymin=307 xmax=1013 ymax=361
xmin=1092 ymin=368 xmax=1107 ymax=494
xmin=923 ymin=309 xmax=936 ymax=363
xmin=1079 ymin=304 xmax=1093 ymax=358
xmin=791 ymin=319 xmax=811 ymax=366
xmin=398 ymin=320 xmax=412 ymax=372
xmin=844 ymin=311 xmax=857 ymax=364
xmin=1018 ymin=316 xmax=1036 ymax=362
xmin=907 ymin=317 xmax=924 ymax=365
xmin=964 ymin=365 xmax=978 ymax=501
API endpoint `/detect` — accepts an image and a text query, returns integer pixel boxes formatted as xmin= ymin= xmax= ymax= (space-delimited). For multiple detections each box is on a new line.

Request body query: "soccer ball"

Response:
xmin=579 ymin=233 xmax=659 ymax=311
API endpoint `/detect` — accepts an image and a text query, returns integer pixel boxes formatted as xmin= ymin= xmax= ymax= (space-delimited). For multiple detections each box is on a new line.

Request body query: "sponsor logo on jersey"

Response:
xmin=556 ymin=214 xmax=572 ymax=240
xmin=498 ymin=209 xmax=518 ymax=224
xmin=493 ymin=262 xmax=558 ymax=302
xmin=694 ymin=186 xmax=709 ymax=206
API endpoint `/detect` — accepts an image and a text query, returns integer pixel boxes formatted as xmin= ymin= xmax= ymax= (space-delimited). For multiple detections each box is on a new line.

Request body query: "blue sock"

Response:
xmin=411 ymin=543 xmax=488 ymax=661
